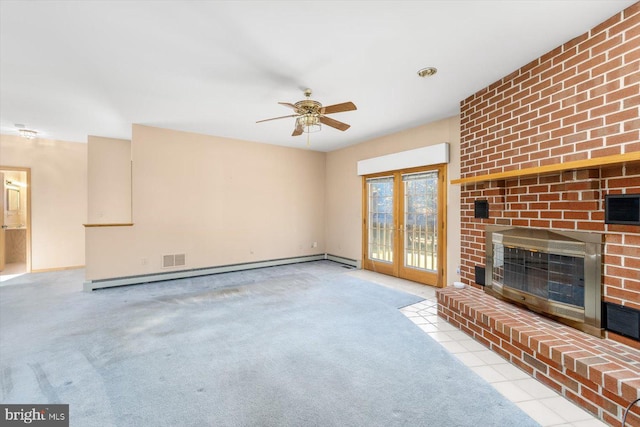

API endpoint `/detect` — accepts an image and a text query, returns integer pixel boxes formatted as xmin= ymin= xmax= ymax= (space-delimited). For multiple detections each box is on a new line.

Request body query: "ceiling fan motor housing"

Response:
xmin=295 ymin=99 xmax=322 ymax=115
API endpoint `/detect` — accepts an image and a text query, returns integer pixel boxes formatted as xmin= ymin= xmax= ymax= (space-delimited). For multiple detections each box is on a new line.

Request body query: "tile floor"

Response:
xmin=0 ymin=262 xmax=27 ymax=283
xmin=347 ymin=269 xmax=609 ymax=427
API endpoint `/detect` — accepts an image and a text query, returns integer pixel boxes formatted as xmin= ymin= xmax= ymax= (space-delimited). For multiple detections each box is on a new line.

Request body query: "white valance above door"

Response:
xmin=357 ymin=143 xmax=449 ymax=176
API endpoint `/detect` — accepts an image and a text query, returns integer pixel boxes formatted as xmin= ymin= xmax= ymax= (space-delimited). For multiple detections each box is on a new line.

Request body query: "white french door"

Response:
xmin=363 ymin=165 xmax=446 ymax=286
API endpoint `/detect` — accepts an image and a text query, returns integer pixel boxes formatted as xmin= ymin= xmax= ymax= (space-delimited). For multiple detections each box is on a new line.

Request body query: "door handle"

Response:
xmin=1 ymin=225 xmax=8 ymax=229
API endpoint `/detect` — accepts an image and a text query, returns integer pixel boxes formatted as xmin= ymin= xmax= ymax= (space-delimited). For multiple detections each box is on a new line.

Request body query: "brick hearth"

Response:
xmin=437 ymin=285 xmax=640 ymax=426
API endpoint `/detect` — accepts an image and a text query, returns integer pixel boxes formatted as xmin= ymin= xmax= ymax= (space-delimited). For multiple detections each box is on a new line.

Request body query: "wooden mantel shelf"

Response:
xmin=451 ymin=152 xmax=640 ymax=185
xmin=83 ymin=223 xmax=134 ymax=228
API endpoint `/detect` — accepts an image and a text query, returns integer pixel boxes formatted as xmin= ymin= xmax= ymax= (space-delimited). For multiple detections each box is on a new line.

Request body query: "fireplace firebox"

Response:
xmin=485 ymin=226 xmax=603 ymax=337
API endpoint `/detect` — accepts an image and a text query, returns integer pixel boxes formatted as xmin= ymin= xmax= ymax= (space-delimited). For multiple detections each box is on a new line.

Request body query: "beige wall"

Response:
xmin=325 ymin=116 xmax=461 ymax=284
xmin=85 ymin=125 xmax=326 ymax=280
xmin=87 ymin=136 xmax=131 ymax=224
xmin=0 ymin=134 xmax=87 ymax=270
xmin=1 ymin=115 xmax=461 ymax=282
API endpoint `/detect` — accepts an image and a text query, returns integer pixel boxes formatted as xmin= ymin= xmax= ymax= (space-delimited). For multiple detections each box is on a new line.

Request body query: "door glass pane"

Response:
xmin=367 ymin=177 xmax=394 ymax=263
xmin=403 ymin=172 xmax=438 ymax=271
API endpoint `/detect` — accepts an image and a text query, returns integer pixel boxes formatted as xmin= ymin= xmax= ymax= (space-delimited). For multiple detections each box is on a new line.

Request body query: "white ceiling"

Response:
xmin=0 ymin=1 xmax=635 ymax=152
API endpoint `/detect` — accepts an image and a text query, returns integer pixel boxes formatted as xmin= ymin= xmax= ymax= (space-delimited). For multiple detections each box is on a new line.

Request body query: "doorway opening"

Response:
xmin=1 ymin=167 xmax=31 ymax=281
xmin=362 ymin=164 xmax=446 ymax=287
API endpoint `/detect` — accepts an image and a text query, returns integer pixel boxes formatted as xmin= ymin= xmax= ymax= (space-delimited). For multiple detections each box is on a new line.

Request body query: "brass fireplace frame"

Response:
xmin=485 ymin=225 xmax=603 ymax=337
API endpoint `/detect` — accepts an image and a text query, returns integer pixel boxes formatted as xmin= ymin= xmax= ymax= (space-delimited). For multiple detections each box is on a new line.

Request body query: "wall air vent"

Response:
xmin=174 ymin=254 xmax=186 ymax=267
xmin=162 ymin=255 xmax=175 ymax=268
xmin=162 ymin=254 xmax=186 ymax=268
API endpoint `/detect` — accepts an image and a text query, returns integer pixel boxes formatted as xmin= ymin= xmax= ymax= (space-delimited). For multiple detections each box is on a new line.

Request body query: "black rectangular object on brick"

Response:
xmin=603 ymin=302 xmax=640 ymax=341
xmin=475 ymin=266 xmax=486 ymax=286
xmin=474 ymin=200 xmax=489 ymax=219
xmin=605 ymin=194 xmax=640 ymax=225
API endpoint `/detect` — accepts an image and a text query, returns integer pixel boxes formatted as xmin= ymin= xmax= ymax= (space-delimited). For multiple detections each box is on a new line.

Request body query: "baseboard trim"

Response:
xmin=32 ymin=265 xmax=85 ymax=273
xmin=325 ymin=254 xmax=360 ymax=269
xmin=83 ymin=254 xmax=357 ymax=291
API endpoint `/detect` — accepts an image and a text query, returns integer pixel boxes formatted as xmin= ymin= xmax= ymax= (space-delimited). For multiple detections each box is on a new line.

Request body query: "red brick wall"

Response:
xmin=459 ymin=3 xmax=640 ymax=344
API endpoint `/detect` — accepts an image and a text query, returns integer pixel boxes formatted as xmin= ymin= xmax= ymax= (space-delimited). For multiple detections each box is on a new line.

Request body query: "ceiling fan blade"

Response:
xmin=256 ymin=114 xmax=298 ymax=124
xmin=319 ymin=115 xmax=350 ymax=131
xmin=292 ymin=121 xmax=304 ymax=136
xmin=321 ymin=101 xmax=357 ymax=115
xmin=278 ymin=102 xmax=298 ymax=110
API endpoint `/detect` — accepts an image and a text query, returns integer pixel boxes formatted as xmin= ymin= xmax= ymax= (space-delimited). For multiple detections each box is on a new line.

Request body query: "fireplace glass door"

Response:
xmin=493 ymin=245 xmax=585 ymax=308
xmin=485 ymin=226 xmax=602 ymax=336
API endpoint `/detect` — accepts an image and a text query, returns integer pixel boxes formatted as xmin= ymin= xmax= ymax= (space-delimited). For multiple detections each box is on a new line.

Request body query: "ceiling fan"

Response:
xmin=257 ymin=89 xmax=357 ymax=137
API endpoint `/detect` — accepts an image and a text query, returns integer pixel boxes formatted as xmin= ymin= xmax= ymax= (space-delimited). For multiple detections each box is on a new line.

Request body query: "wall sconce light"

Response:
xmin=5 ymin=180 xmax=27 ymax=188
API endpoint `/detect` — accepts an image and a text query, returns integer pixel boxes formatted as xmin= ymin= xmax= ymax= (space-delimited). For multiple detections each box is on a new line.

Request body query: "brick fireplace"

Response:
xmin=445 ymin=3 xmax=640 ymax=425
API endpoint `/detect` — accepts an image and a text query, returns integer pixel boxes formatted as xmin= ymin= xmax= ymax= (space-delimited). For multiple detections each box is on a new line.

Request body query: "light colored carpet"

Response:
xmin=0 ymin=261 xmax=539 ymax=426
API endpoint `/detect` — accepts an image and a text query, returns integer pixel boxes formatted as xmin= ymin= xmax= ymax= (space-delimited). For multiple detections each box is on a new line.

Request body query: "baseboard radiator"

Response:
xmin=83 ymin=254 xmax=360 ymax=291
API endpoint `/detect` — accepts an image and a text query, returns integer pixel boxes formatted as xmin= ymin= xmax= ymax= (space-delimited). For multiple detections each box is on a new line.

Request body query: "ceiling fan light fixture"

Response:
xmin=298 ymin=115 xmax=321 ymax=133
xmin=417 ymin=67 xmax=438 ymax=78
xmin=305 ymin=124 xmax=321 ymax=133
